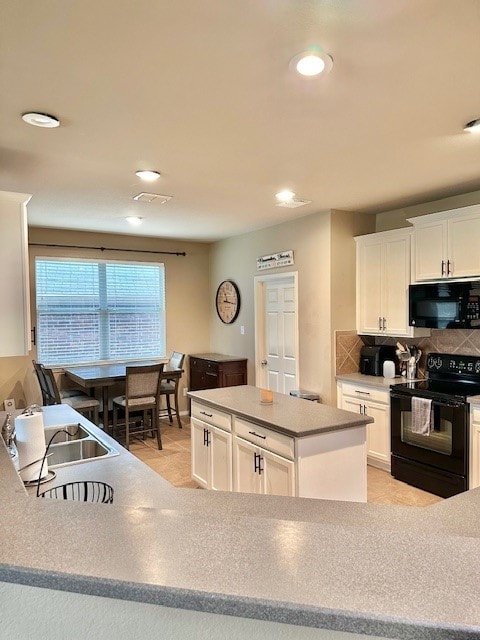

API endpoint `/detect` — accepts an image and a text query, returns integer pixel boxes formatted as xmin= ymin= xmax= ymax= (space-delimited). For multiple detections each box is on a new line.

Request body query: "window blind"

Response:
xmin=36 ymin=258 xmax=166 ymax=366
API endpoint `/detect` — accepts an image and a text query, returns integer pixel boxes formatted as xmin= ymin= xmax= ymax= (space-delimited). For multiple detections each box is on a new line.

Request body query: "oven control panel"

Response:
xmin=426 ymin=353 xmax=480 ymax=375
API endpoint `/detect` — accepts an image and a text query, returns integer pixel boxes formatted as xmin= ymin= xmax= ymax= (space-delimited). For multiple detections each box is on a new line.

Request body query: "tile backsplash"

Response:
xmin=335 ymin=329 xmax=480 ymax=378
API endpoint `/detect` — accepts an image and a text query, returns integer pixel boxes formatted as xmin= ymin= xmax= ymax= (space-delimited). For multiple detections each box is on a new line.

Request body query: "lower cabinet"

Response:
xmin=469 ymin=404 xmax=480 ymax=489
xmin=191 ymin=403 xmax=232 ymax=491
xmin=191 ymin=398 xmax=367 ymax=502
xmin=338 ymin=381 xmax=391 ymax=472
xmin=233 ymin=436 xmax=295 ymax=497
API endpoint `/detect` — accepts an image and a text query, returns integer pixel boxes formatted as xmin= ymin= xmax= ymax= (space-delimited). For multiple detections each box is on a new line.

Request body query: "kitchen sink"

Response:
xmin=44 ymin=423 xmax=90 ymax=444
xmin=44 ymin=424 xmax=118 ymax=468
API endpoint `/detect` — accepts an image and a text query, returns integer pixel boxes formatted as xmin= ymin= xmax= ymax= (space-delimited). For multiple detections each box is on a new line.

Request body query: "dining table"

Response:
xmin=64 ymin=360 xmax=183 ymax=429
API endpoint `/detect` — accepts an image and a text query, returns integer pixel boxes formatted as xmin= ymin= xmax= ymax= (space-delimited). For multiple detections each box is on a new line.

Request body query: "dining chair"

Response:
xmin=159 ymin=352 xmax=185 ymax=429
xmin=112 ymin=363 xmax=164 ymax=450
xmin=41 ymin=366 xmax=100 ymax=425
xmin=33 ymin=360 xmax=82 ymax=405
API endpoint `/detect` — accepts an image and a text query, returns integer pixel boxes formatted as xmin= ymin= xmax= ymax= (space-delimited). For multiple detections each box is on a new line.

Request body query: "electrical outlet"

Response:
xmin=183 ymin=388 xmax=188 ymax=397
xmin=4 ymin=399 xmax=15 ymax=411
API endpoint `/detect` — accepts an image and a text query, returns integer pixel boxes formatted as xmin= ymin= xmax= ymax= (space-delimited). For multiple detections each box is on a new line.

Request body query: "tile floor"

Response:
xmin=130 ymin=417 xmax=443 ymax=506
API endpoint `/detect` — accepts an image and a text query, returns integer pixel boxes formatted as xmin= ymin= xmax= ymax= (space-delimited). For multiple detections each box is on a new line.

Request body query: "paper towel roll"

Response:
xmin=15 ymin=412 xmax=47 ymax=483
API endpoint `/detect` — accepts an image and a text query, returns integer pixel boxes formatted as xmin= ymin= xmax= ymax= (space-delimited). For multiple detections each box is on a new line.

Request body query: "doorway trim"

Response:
xmin=254 ymin=270 xmax=299 ymax=389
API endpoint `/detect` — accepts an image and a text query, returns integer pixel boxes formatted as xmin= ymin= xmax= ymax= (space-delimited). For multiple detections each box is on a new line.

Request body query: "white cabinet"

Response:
xmin=191 ymin=397 xmax=367 ymax=502
xmin=0 ymin=191 xmax=32 ymax=356
xmin=469 ymin=404 xmax=480 ymax=490
xmin=355 ymin=228 xmax=427 ymax=338
xmin=409 ymin=205 xmax=480 ymax=281
xmin=233 ymin=419 xmax=295 ymax=497
xmin=338 ymin=380 xmax=391 ymax=471
xmin=191 ymin=402 xmax=232 ymax=491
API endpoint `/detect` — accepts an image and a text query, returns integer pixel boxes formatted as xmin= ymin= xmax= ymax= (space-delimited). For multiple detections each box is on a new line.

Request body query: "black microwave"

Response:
xmin=409 ymin=281 xmax=480 ymax=329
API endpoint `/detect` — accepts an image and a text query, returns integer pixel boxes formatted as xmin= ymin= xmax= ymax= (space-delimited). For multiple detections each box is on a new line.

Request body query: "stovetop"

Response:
xmin=390 ymin=352 xmax=480 ymax=402
xmin=391 ymin=378 xmax=480 ymax=402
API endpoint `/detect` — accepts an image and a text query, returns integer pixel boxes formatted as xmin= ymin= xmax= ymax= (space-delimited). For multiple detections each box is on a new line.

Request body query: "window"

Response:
xmin=36 ymin=258 xmax=166 ymax=366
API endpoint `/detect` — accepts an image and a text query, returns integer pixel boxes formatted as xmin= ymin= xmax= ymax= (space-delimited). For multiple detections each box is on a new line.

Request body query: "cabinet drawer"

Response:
xmin=191 ymin=401 xmax=232 ymax=432
xmin=234 ymin=417 xmax=294 ymax=460
xmin=341 ymin=383 xmax=390 ymax=405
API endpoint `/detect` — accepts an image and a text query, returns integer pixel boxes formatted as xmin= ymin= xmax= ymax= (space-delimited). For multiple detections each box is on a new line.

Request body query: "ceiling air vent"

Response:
xmin=132 ymin=192 xmax=172 ymax=204
xmin=275 ymin=198 xmax=311 ymax=209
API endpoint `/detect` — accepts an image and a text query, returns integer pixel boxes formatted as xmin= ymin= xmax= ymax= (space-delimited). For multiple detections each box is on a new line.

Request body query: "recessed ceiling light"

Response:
xmin=275 ymin=190 xmax=296 ymax=203
xmin=21 ymin=112 xmax=60 ymax=128
xmin=464 ymin=119 xmax=480 ymax=133
xmin=126 ymin=216 xmax=143 ymax=226
xmin=135 ymin=170 xmax=161 ymax=181
xmin=291 ymin=51 xmax=333 ymax=77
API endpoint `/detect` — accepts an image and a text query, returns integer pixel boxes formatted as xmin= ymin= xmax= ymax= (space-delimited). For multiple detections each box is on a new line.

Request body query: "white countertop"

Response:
xmin=2 ymin=404 xmax=480 ymax=639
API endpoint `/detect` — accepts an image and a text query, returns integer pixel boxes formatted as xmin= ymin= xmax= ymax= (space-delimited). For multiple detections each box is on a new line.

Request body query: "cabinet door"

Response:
xmin=364 ymin=400 xmax=390 ymax=469
xmin=448 ymin=214 xmax=480 ymax=279
xmin=261 ymin=448 xmax=295 ymax=497
xmin=191 ymin=418 xmax=209 ymax=488
xmin=341 ymin=396 xmax=364 ymax=416
xmin=357 ymin=238 xmax=383 ymax=334
xmin=210 ymin=425 xmax=232 ymax=491
xmin=233 ymin=436 xmax=261 ymax=494
xmin=383 ymin=235 xmax=410 ymax=336
xmin=413 ymin=221 xmax=446 ymax=281
xmin=0 ymin=191 xmax=31 ymax=356
xmin=469 ymin=419 xmax=480 ymax=490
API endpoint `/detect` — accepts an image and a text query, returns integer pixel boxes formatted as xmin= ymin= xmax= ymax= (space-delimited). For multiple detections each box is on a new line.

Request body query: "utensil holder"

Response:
xmin=407 ymin=362 xmax=417 ymax=380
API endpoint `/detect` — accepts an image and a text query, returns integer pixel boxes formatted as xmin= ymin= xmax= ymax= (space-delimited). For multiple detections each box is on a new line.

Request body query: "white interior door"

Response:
xmin=255 ymin=273 xmax=298 ymax=395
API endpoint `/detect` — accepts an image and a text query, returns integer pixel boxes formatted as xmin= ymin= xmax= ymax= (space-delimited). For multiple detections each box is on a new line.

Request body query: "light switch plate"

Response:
xmin=4 ymin=398 xmax=15 ymax=411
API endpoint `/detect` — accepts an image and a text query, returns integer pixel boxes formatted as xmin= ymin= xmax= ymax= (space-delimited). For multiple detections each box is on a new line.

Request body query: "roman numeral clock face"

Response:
xmin=216 ymin=280 xmax=240 ymax=324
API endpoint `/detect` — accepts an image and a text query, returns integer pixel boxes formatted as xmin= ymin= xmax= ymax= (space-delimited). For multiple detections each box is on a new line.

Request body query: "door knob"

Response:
xmin=260 ymin=360 xmax=268 ymax=366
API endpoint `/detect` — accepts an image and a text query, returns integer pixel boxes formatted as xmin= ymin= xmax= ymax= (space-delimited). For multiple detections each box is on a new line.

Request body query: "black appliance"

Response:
xmin=359 ymin=345 xmax=396 ymax=377
xmin=409 ymin=280 xmax=480 ymax=329
xmin=390 ymin=353 xmax=480 ymax=498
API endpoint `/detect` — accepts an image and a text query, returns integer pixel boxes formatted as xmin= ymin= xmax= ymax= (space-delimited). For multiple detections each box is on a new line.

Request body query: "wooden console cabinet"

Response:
xmin=189 ymin=353 xmax=247 ymax=391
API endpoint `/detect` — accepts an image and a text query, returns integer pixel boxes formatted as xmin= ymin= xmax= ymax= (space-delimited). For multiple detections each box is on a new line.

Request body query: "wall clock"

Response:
xmin=216 ymin=280 xmax=240 ymax=324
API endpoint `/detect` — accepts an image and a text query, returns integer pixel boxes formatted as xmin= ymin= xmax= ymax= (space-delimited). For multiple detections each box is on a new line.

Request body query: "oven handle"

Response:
xmin=390 ymin=391 xmax=465 ymax=409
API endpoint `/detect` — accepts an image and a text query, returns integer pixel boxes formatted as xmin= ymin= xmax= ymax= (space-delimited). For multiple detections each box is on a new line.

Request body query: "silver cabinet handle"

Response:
xmin=355 ymin=390 xmax=371 ymax=395
xmin=378 ymin=317 xmax=382 ymax=330
xmin=382 ymin=317 xmax=386 ymax=330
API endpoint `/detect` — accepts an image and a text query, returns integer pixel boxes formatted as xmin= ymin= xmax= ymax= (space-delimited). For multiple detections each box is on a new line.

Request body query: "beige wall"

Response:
xmin=210 ymin=210 xmax=372 ymax=405
xmin=0 ymin=227 xmax=211 ymax=411
xmin=375 ymin=188 xmax=480 ymax=231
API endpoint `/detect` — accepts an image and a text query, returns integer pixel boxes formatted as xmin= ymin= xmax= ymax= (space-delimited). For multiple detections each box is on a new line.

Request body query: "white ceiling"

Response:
xmin=1 ymin=0 xmax=480 ymax=242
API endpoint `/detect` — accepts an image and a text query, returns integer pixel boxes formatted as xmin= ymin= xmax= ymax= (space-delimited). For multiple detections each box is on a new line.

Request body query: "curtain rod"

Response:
xmin=29 ymin=242 xmax=186 ymax=256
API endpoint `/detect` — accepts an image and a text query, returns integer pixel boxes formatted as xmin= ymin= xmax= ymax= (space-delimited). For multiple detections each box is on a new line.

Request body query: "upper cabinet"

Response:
xmin=0 ymin=191 xmax=32 ymax=357
xmin=409 ymin=205 xmax=480 ymax=281
xmin=356 ymin=228 xmax=428 ymax=338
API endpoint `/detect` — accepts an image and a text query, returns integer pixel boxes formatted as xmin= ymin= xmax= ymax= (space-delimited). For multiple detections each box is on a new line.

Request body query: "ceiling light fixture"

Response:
xmin=291 ymin=50 xmax=333 ymax=77
xmin=21 ymin=112 xmax=60 ymax=128
xmin=126 ymin=216 xmax=143 ymax=226
xmin=135 ymin=170 xmax=161 ymax=181
xmin=464 ymin=119 xmax=480 ymax=133
xmin=275 ymin=190 xmax=296 ymax=203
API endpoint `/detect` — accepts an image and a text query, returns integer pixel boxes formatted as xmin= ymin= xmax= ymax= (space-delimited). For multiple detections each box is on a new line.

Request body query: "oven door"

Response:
xmin=390 ymin=392 xmax=467 ymax=476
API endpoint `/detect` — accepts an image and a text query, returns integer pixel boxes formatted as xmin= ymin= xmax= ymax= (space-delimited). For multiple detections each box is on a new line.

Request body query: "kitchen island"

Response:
xmin=2 ymin=404 xmax=480 ymax=640
xmin=188 ymin=385 xmax=373 ymax=501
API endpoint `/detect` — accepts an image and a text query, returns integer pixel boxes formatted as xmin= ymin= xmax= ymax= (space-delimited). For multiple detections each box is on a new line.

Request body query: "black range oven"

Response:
xmin=390 ymin=353 xmax=480 ymax=498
